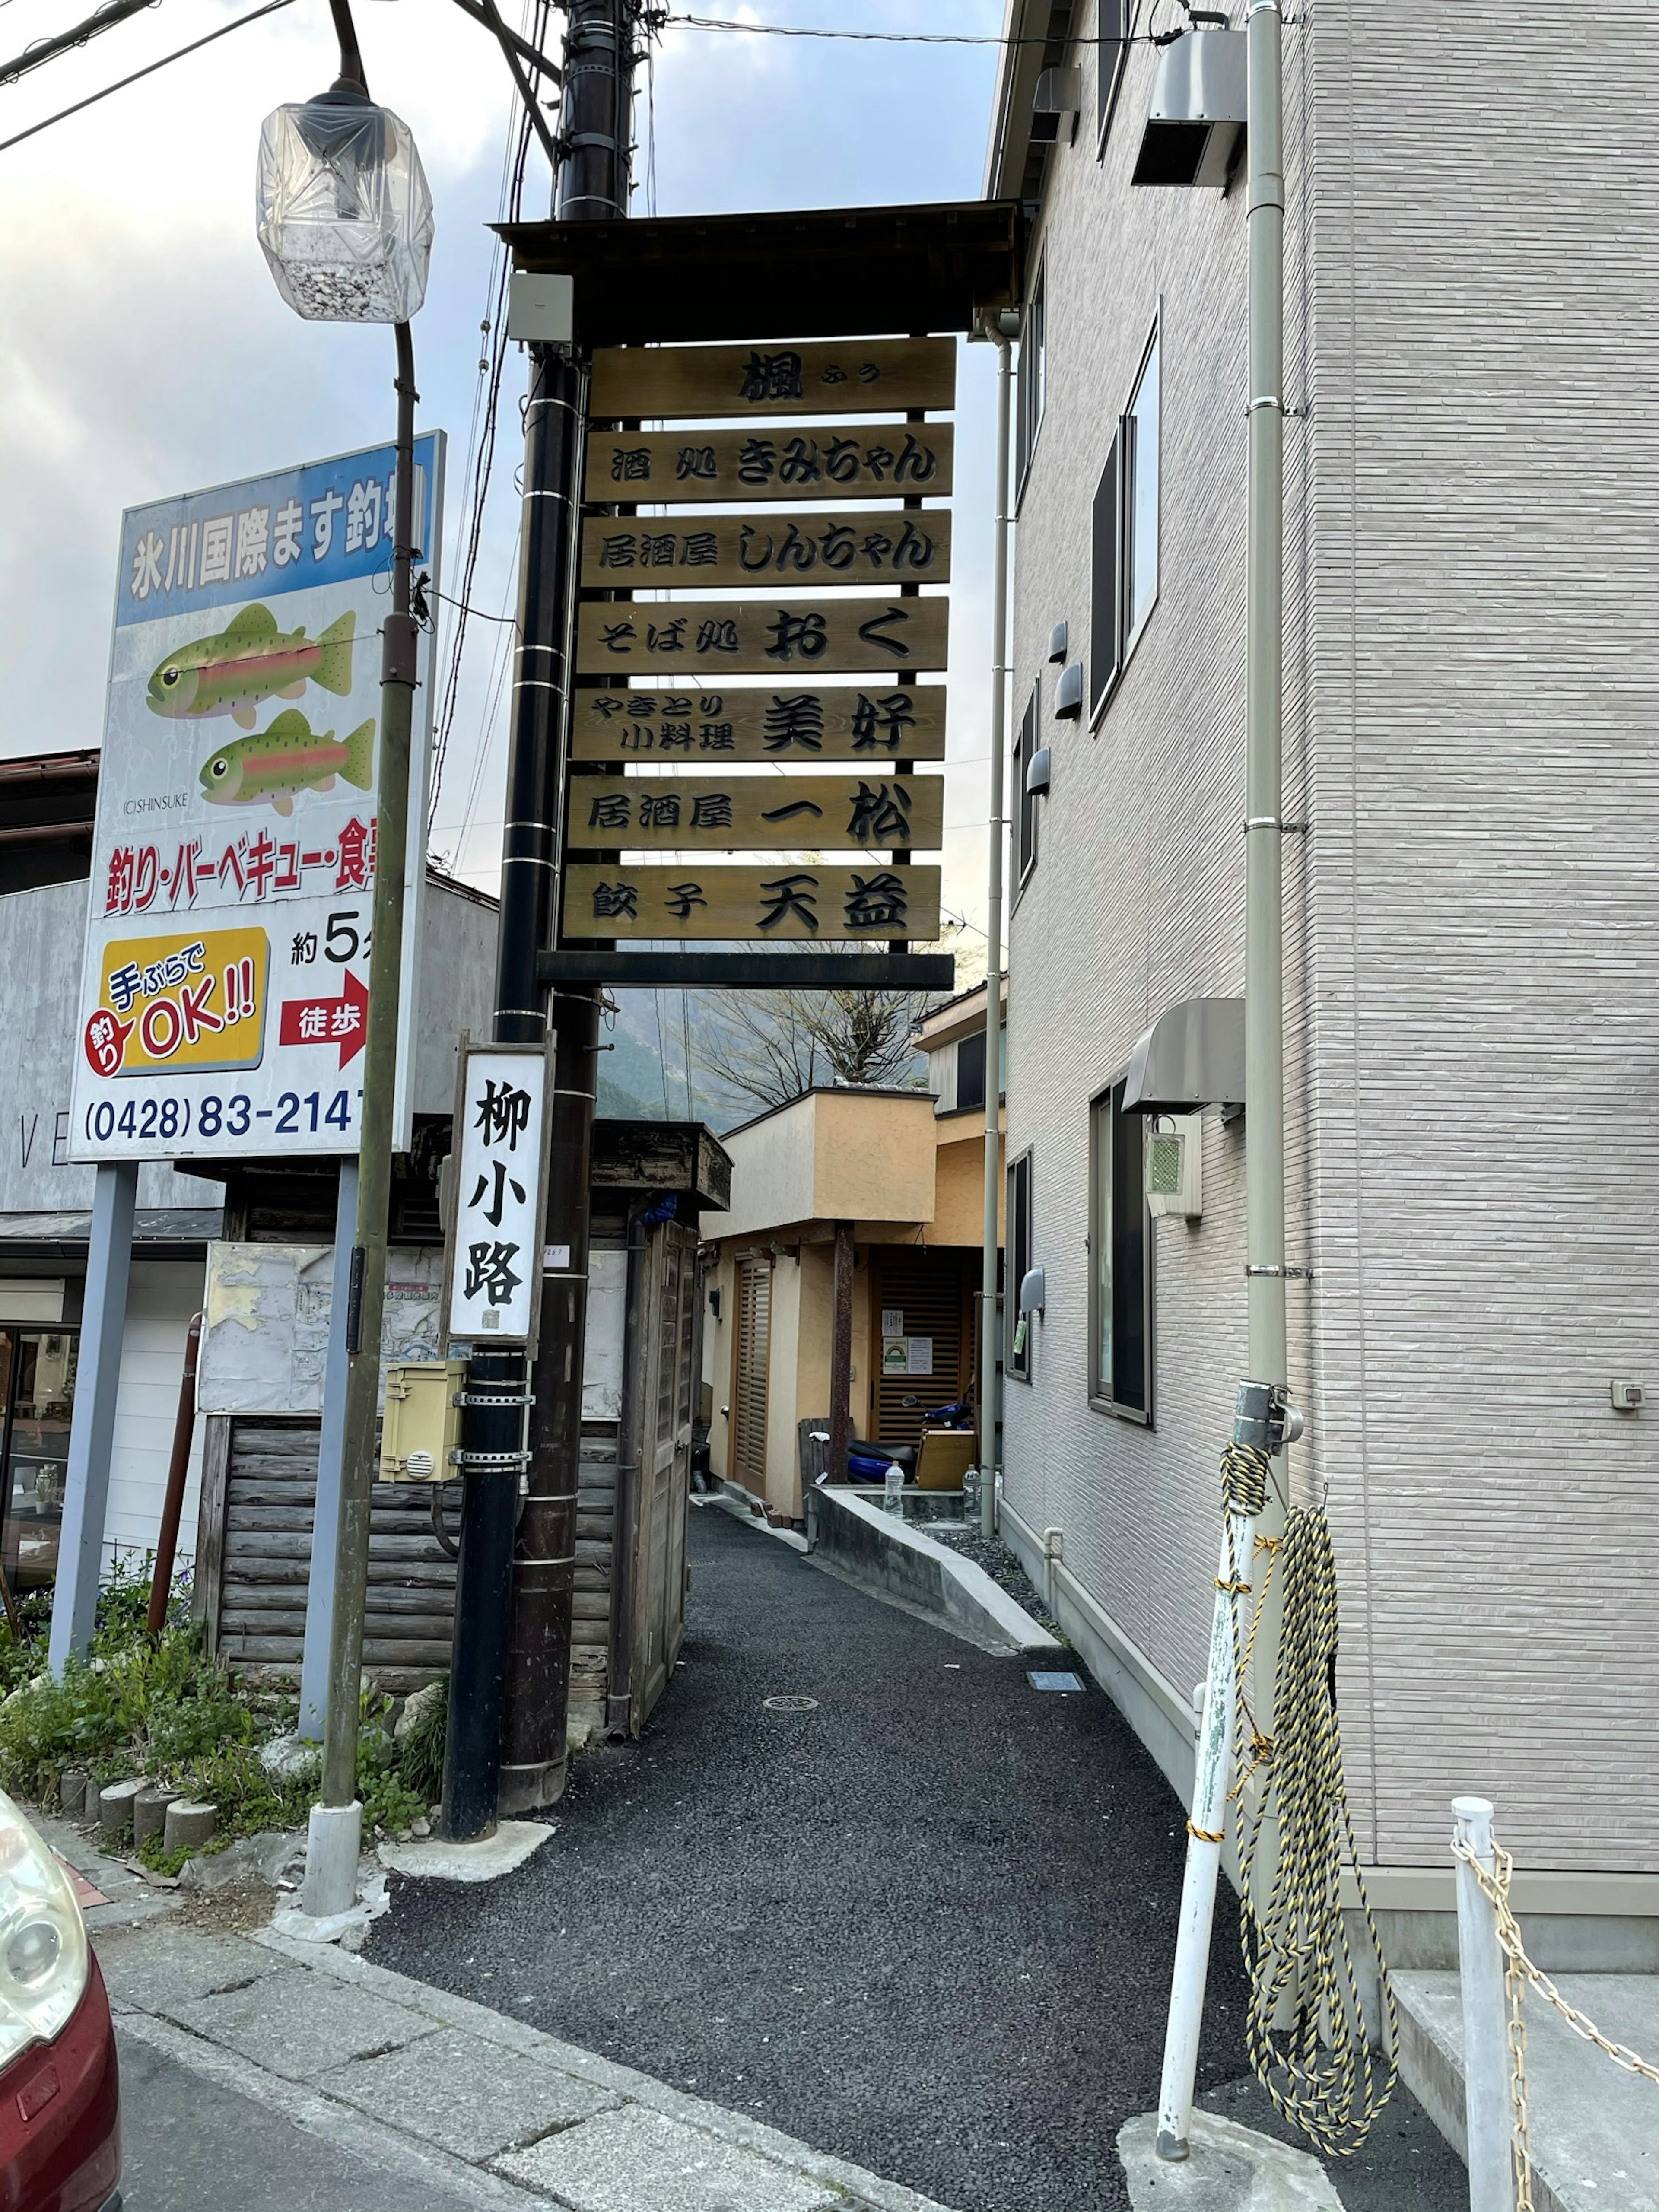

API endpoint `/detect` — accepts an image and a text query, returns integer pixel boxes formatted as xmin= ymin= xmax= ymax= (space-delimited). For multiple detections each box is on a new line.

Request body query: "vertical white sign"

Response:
xmin=444 ymin=1044 xmax=551 ymax=1346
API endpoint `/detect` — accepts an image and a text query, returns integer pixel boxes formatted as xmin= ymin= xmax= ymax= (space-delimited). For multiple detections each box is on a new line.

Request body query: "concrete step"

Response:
xmin=1395 ymin=1969 xmax=1659 ymax=2212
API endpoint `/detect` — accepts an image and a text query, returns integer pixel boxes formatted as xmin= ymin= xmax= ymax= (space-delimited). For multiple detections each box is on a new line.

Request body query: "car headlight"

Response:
xmin=0 ymin=1789 xmax=89 ymax=2066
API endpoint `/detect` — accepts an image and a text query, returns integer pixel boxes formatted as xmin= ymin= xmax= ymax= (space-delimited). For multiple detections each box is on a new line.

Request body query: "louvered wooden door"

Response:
xmin=869 ymin=1249 xmax=973 ymax=1447
xmin=730 ymin=1257 xmax=772 ymax=1499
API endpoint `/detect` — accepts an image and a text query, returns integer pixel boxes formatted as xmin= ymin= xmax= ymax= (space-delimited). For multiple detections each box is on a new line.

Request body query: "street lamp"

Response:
xmin=257 ymin=89 xmax=432 ymax=323
xmin=257 ymin=0 xmax=430 ymax=1928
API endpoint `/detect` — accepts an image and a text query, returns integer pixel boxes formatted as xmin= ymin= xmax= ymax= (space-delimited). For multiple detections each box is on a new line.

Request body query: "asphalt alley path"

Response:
xmin=369 ymin=1504 xmax=1463 ymax=2212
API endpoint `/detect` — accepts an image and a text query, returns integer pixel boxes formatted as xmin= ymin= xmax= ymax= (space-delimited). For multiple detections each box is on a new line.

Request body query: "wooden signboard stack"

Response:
xmin=563 ymin=330 xmax=954 ymax=979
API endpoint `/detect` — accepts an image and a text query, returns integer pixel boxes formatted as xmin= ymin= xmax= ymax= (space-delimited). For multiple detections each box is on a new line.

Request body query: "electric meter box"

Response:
xmin=1146 ymin=1113 xmax=1203 ymax=1219
xmin=378 ymin=1359 xmax=467 ymax=1483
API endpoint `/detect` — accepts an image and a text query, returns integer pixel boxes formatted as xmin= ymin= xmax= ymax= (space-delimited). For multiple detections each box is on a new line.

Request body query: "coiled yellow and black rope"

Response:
xmin=1230 ymin=1485 xmax=1400 ymax=2158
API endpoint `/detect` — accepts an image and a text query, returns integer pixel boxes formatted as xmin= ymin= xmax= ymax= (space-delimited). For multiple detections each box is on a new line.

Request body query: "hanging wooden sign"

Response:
xmin=562 ymin=863 xmax=942 ymax=942
xmin=570 ymin=684 xmax=947 ymax=763
xmin=583 ymin=423 xmax=953 ymax=505
xmin=566 ymin=773 xmax=944 ymax=853
xmin=589 ymin=337 xmax=955 ymax=421
xmin=579 ymin=509 xmax=951 ymax=591
xmin=575 ymin=597 xmax=949 ymax=677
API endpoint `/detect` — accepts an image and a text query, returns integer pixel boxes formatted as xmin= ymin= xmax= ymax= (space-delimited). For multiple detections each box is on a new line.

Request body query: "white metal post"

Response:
xmin=1157 ymin=0 xmax=1289 ymax=2159
xmin=1453 ymin=1796 xmax=1516 ymax=2212
xmin=299 ymin=1157 xmax=360 ymax=1742
xmin=48 ymin=1160 xmax=138 ymax=1670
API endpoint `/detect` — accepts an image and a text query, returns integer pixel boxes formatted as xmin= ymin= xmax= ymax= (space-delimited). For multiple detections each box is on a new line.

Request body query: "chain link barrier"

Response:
xmin=1226 ymin=1470 xmax=1400 ymax=2158
xmin=1452 ymin=1830 xmax=1659 ymax=2210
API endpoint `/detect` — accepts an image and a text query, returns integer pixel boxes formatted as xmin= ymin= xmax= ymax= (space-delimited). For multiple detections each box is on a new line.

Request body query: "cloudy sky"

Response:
xmin=0 ymin=0 xmax=1006 ymax=932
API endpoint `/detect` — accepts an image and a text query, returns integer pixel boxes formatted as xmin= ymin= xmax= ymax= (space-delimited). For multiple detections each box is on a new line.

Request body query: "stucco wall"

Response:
xmin=1000 ymin=2 xmax=1659 ymax=1875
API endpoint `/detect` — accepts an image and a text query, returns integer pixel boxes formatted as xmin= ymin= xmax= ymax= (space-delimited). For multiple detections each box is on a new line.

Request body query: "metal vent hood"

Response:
xmin=1121 ymin=997 xmax=1245 ymax=1115
xmin=1131 ymin=28 xmax=1246 ymax=190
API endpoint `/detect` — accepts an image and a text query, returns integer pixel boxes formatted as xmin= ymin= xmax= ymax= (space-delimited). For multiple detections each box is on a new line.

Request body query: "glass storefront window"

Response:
xmin=0 ymin=1331 xmax=77 ymax=1590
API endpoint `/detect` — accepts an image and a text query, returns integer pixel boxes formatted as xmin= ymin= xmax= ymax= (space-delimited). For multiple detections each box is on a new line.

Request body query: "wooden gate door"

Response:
xmin=868 ymin=1248 xmax=973 ymax=1447
xmin=626 ymin=1220 xmax=698 ymax=1734
xmin=729 ymin=1255 xmax=772 ymax=1500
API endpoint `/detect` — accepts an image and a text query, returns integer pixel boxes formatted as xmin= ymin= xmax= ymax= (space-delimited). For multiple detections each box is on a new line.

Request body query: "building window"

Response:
xmin=1015 ymin=265 xmax=1046 ymax=494
xmin=1090 ymin=323 xmax=1161 ymax=719
xmin=1089 ymin=1083 xmax=1152 ymax=1421
xmin=1007 ymin=1150 xmax=1033 ymax=1381
xmin=1014 ymin=684 xmax=1039 ymax=886
xmin=956 ymin=1028 xmax=987 ymax=1114
xmin=1096 ymin=0 xmax=1129 ymax=153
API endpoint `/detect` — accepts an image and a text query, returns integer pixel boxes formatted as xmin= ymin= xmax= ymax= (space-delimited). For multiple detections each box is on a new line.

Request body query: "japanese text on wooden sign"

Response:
xmin=568 ymin=327 xmax=953 ymax=958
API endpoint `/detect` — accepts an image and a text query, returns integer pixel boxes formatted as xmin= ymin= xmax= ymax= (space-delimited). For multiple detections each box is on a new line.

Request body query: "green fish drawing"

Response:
xmin=148 ymin=604 xmax=356 ymax=728
xmin=199 ymin=710 xmax=375 ymax=817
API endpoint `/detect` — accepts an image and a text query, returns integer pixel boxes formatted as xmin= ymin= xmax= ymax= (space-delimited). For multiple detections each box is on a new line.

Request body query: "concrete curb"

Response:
xmin=250 ymin=1929 xmax=966 ymax=2212
xmin=810 ymin=1487 xmax=1060 ymax=1655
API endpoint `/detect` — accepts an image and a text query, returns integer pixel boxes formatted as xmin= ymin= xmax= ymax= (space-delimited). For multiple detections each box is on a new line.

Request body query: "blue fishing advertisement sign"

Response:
xmin=70 ymin=433 xmax=446 ymax=1163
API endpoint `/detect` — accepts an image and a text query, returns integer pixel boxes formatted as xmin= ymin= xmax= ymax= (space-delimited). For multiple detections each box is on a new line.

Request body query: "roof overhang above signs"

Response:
xmin=495 ymin=199 xmax=1027 ymax=346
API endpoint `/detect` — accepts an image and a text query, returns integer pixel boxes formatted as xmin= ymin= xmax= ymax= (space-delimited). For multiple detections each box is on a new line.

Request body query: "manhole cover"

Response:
xmin=763 ymin=1695 xmax=819 ymax=1712
xmin=1029 ymin=1671 xmax=1086 ymax=1694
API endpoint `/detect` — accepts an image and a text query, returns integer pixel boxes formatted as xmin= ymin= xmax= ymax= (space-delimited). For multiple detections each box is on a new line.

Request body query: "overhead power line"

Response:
xmin=657 ymin=13 xmax=1156 ymax=43
xmin=0 ymin=0 xmax=296 ymax=154
xmin=0 ymin=0 xmax=161 ymax=93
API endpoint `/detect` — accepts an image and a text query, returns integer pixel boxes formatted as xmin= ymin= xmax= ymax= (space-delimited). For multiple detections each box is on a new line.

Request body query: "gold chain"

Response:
xmin=1453 ymin=1828 xmax=1659 ymax=2212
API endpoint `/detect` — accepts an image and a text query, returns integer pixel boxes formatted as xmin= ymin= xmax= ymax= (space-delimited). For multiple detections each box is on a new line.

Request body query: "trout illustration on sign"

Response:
xmin=199 ymin=711 xmax=375 ymax=817
xmin=147 ymin=604 xmax=356 ymax=727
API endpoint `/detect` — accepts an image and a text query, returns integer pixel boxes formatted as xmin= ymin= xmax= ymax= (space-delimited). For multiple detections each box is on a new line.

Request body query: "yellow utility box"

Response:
xmin=378 ymin=1360 xmax=467 ymax=1483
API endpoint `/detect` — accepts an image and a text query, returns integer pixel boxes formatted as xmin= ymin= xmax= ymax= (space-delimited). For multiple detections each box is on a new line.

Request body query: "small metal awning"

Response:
xmin=1121 ymin=998 xmax=1245 ymax=1115
xmin=497 ymin=199 xmax=1027 ymax=346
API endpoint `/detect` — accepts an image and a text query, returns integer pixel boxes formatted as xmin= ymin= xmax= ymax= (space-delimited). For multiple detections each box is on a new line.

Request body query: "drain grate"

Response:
xmin=763 ymin=1695 xmax=820 ymax=1712
xmin=1028 ymin=1671 xmax=1086 ymax=1694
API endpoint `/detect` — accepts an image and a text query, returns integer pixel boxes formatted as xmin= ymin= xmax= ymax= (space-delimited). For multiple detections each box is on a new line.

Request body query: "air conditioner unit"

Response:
xmin=1132 ymin=29 xmax=1246 ymax=189
xmin=1146 ymin=1113 xmax=1203 ymax=1219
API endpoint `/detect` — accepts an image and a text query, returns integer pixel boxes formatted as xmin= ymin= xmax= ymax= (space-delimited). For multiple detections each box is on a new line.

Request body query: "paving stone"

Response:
xmin=326 ymin=2026 xmax=618 ymax=2162
xmin=493 ymin=2105 xmax=841 ymax=2212
xmin=172 ymin=1966 xmax=438 ymax=2082
xmin=98 ymin=1929 xmax=276 ymax=2016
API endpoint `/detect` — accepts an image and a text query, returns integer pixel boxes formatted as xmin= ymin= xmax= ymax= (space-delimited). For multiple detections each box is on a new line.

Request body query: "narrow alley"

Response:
xmin=368 ymin=1506 xmax=1463 ymax=2212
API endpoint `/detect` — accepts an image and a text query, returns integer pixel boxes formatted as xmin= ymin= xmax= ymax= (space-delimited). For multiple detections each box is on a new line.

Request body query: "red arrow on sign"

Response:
xmin=279 ymin=967 xmax=369 ymax=1069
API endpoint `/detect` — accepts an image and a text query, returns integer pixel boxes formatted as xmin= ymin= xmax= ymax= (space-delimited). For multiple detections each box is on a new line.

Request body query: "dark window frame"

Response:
xmin=955 ymin=1027 xmax=987 ymax=1114
xmin=1090 ymin=317 xmax=1162 ymax=726
xmin=1088 ymin=1082 xmax=1154 ymax=1424
xmin=1096 ymin=0 xmax=1131 ymax=156
xmin=1014 ymin=263 xmax=1046 ymax=501
xmin=1013 ymin=682 xmax=1040 ymax=892
xmin=1006 ymin=1149 xmax=1034 ymax=1382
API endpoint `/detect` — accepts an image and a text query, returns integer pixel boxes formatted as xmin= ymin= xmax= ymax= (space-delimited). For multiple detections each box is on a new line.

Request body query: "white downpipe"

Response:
xmin=1156 ymin=0 xmax=1289 ymax=2160
xmin=1453 ymin=1797 xmax=1516 ymax=2212
xmin=979 ymin=315 xmax=1013 ymax=1541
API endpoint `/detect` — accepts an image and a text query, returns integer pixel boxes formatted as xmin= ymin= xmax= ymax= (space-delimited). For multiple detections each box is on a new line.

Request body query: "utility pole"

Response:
xmin=443 ymin=0 xmax=641 ymax=1836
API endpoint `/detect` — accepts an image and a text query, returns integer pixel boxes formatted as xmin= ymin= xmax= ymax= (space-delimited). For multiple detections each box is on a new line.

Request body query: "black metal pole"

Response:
xmin=442 ymin=0 xmax=639 ymax=1837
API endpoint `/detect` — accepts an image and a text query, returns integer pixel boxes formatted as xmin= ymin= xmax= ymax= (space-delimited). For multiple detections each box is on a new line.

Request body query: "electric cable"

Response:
xmin=0 ymin=0 xmax=295 ymax=154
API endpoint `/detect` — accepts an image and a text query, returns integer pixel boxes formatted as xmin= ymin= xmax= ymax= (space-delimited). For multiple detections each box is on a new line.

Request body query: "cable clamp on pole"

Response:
xmin=1243 ymin=815 xmax=1309 ymax=834
xmin=449 ymin=1449 xmax=533 ymax=1471
xmin=1244 ymin=1263 xmax=1313 ymax=1280
xmin=452 ymin=1391 xmax=536 ymax=1410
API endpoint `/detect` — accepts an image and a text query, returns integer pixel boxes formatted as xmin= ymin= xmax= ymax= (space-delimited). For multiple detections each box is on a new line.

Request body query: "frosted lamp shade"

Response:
xmin=257 ymin=97 xmax=433 ymax=323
